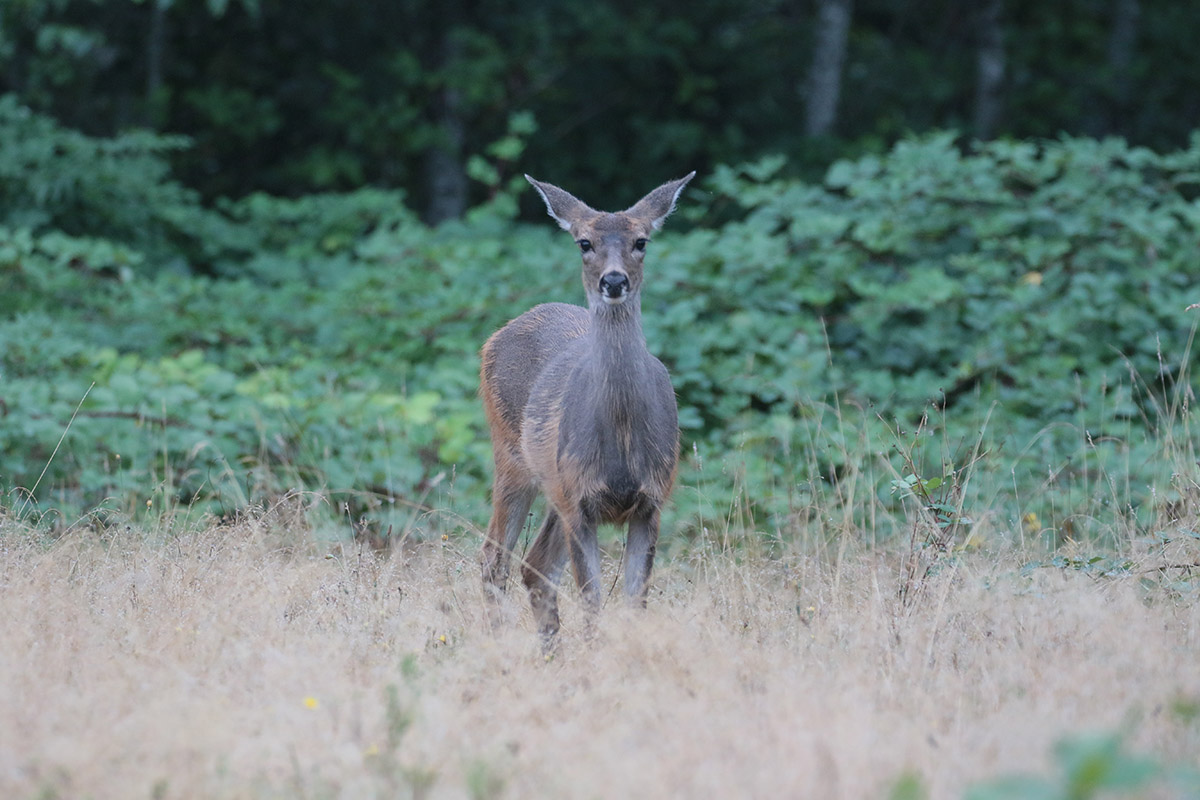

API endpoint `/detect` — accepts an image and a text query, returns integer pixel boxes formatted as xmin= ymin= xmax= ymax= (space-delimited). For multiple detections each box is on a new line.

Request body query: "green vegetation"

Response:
xmin=892 ymin=730 xmax=1200 ymax=800
xmin=3 ymin=101 xmax=1199 ymax=559
xmin=964 ymin=731 xmax=1200 ymax=799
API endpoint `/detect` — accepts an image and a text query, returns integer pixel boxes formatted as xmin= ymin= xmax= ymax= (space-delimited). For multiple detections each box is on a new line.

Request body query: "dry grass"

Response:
xmin=1 ymin=509 xmax=1198 ymax=800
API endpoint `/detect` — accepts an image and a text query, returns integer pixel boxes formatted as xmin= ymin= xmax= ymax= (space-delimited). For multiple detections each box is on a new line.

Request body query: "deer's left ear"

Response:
xmin=625 ymin=172 xmax=696 ymax=231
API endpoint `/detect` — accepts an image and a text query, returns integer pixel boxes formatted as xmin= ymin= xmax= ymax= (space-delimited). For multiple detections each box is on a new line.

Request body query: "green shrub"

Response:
xmin=0 ymin=95 xmax=229 ymax=265
xmin=2 ymin=130 xmax=1199 ymax=547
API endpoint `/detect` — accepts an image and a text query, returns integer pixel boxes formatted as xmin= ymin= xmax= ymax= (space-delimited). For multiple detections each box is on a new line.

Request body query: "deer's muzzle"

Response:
xmin=599 ymin=272 xmax=630 ymax=304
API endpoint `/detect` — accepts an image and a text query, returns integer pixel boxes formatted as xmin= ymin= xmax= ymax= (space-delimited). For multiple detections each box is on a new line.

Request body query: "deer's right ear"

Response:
xmin=525 ymin=175 xmax=594 ymax=232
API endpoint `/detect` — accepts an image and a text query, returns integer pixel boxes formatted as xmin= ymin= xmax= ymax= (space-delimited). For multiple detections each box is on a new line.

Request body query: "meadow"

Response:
xmin=1 ymin=498 xmax=1198 ymax=799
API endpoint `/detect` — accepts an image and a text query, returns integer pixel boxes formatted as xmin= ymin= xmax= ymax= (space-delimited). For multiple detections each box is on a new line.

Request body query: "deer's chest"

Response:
xmin=559 ymin=397 xmax=674 ymax=518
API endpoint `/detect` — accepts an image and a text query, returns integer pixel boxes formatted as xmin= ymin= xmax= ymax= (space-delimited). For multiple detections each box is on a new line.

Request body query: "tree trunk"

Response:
xmin=425 ymin=84 xmax=468 ymax=224
xmin=804 ymin=0 xmax=853 ymax=138
xmin=425 ymin=16 xmax=469 ymax=225
xmin=1106 ymin=0 xmax=1139 ymax=135
xmin=973 ymin=0 xmax=1005 ymax=140
xmin=145 ymin=0 xmax=168 ymax=124
xmin=1 ymin=10 xmax=23 ymax=94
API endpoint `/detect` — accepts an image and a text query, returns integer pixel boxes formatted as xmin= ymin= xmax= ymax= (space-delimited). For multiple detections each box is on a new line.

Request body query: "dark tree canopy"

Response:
xmin=2 ymin=0 xmax=1197 ymax=217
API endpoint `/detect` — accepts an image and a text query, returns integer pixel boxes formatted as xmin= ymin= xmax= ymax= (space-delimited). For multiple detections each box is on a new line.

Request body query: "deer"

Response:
xmin=479 ymin=172 xmax=695 ymax=642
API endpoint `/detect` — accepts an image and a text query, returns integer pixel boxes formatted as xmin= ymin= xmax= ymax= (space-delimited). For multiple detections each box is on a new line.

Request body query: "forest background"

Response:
xmin=2 ymin=0 xmax=1200 ymax=554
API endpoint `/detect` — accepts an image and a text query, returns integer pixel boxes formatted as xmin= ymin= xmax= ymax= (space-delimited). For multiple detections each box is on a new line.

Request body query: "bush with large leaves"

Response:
xmin=3 ymin=108 xmax=1199 ymax=546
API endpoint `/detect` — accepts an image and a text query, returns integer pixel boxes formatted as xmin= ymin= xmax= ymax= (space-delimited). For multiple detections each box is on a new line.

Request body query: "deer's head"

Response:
xmin=526 ymin=173 xmax=695 ymax=310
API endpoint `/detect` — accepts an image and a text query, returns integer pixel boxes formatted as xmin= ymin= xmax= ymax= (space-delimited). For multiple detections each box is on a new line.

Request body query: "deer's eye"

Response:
xmin=578 ymin=239 xmax=592 ymax=253
xmin=633 ymin=238 xmax=647 ymax=252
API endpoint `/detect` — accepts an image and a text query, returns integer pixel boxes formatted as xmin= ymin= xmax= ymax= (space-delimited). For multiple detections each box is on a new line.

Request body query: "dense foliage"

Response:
xmin=2 ymin=102 xmax=1198 ymax=548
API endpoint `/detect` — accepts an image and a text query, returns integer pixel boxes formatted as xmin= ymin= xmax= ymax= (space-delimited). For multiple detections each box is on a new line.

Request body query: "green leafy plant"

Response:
xmin=0 ymin=95 xmax=235 ymax=266
xmin=965 ymin=732 xmax=1199 ymax=800
xmin=4 ymin=127 xmax=1200 ymax=552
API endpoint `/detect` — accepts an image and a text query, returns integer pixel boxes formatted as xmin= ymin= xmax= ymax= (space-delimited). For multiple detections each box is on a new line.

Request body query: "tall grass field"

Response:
xmin=2 ymin=429 xmax=1199 ymax=800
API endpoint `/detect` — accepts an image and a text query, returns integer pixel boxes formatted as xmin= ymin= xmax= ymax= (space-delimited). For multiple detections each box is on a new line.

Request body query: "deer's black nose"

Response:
xmin=599 ymin=272 xmax=629 ymax=299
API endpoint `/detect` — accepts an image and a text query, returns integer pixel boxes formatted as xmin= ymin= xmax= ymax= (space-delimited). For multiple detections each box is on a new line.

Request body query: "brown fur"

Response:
xmin=480 ymin=173 xmax=695 ymax=641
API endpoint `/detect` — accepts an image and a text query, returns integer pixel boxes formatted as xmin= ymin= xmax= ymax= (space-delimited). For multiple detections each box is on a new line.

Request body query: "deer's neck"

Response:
xmin=586 ymin=297 xmax=651 ymax=400
xmin=588 ymin=295 xmax=646 ymax=351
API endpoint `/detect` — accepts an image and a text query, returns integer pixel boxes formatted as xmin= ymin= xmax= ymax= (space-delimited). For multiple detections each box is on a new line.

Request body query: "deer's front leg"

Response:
xmin=565 ymin=510 xmax=602 ymax=625
xmin=623 ymin=508 xmax=660 ymax=607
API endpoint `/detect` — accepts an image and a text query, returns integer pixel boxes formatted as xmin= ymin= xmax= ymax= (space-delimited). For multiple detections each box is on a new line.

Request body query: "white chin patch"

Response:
xmin=601 ymin=293 xmax=628 ymax=305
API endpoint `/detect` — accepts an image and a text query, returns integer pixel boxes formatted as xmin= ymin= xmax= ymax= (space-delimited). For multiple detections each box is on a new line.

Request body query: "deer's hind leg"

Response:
xmin=522 ymin=509 xmax=569 ymax=642
xmin=481 ymin=454 xmax=537 ymax=606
